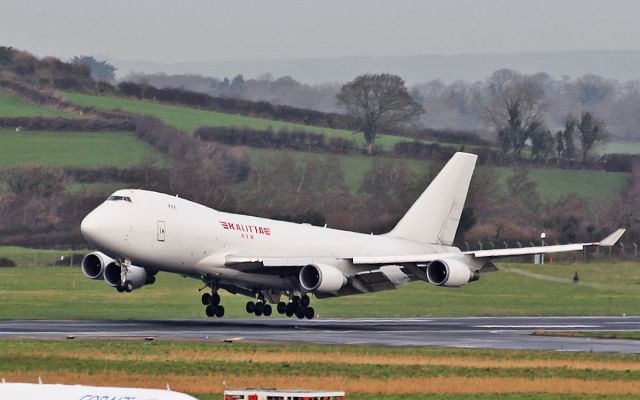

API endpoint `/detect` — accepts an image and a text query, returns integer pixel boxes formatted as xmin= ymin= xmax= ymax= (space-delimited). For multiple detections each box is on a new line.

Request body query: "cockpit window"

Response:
xmin=108 ymin=195 xmax=132 ymax=203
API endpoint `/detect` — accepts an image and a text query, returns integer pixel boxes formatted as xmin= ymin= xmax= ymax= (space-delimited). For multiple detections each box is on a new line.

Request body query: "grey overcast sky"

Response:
xmin=1 ymin=0 xmax=638 ymax=62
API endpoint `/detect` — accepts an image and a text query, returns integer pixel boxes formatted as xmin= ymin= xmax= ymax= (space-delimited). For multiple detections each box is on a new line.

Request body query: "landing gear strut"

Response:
xmin=201 ymin=284 xmax=224 ymax=318
xmin=115 ymin=259 xmax=134 ymax=293
xmin=278 ymin=294 xmax=315 ymax=320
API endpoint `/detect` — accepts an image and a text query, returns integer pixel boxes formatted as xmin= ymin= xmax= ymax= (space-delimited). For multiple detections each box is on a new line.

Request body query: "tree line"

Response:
xmin=127 ymin=68 xmax=640 ymax=141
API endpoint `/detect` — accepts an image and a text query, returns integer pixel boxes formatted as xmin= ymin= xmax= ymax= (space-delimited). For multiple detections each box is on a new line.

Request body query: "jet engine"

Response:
xmin=426 ymin=259 xmax=479 ymax=287
xmin=104 ymin=263 xmax=150 ymax=291
xmin=299 ymin=264 xmax=347 ymax=293
xmin=81 ymin=252 xmax=116 ymax=280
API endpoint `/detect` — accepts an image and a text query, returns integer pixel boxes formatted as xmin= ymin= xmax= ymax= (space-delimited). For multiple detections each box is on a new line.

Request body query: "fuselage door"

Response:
xmin=157 ymin=221 xmax=166 ymax=242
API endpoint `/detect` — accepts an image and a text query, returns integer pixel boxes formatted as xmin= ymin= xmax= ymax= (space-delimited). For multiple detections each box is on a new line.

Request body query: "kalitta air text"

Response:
xmin=219 ymin=221 xmax=271 ymax=236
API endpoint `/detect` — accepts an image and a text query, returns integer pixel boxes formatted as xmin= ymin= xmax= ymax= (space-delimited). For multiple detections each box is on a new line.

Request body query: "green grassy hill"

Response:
xmin=0 ymin=90 xmax=629 ymax=201
xmin=62 ymin=91 xmax=426 ymax=151
xmin=0 ymin=91 xmax=80 ymax=118
xmin=61 ymin=92 xmax=630 ymax=201
xmin=0 ymin=130 xmax=160 ymax=169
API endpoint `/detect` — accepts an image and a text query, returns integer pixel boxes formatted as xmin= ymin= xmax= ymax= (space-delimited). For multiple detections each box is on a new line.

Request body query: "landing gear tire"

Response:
xmin=201 ymin=292 xmax=212 ymax=305
xmin=211 ymin=292 xmax=220 ymax=306
xmin=116 ymin=286 xmax=125 ymax=293
xmin=277 ymin=302 xmax=287 ymax=314
xmin=300 ymin=294 xmax=310 ymax=307
xmin=285 ymin=302 xmax=296 ymax=316
xmin=263 ymin=304 xmax=272 ymax=316
xmin=215 ymin=305 xmax=225 ymax=318
xmin=295 ymin=309 xmax=305 ymax=319
xmin=124 ymin=280 xmax=133 ymax=292
xmin=205 ymin=304 xmax=217 ymax=317
xmin=304 ymin=306 xmax=315 ymax=320
xmin=246 ymin=301 xmax=256 ymax=314
xmin=255 ymin=302 xmax=264 ymax=316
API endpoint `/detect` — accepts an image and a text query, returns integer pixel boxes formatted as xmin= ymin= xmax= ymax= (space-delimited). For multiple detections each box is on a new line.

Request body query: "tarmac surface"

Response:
xmin=1 ymin=317 xmax=640 ymax=353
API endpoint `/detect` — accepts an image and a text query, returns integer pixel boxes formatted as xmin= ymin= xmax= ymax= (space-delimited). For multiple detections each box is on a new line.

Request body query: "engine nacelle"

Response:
xmin=426 ymin=259 xmax=479 ymax=287
xmin=104 ymin=263 xmax=148 ymax=290
xmin=81 ymin=252 xmax=116 ymax=280
xmin=299 ymin=264 xmax=347 ymax=293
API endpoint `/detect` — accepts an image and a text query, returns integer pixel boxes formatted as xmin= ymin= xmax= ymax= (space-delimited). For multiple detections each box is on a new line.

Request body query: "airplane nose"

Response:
xmin=81 ymin=209 xmax=102 ymax=245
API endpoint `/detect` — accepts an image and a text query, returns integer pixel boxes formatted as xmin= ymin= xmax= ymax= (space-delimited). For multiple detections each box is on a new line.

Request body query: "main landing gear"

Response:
xmin=244 ymin=293 xmax=315 ymax=319
xmin=201 ymin=290 xmax=225 ymax=318
xmin=279 ymin=294 xmax=315 ymax=320
xmin=246 ymin=293 xmax=272 ymax=317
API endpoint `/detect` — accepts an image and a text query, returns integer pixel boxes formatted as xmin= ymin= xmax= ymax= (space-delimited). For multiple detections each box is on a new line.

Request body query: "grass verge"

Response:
xmin=2 ymin=340 xmax=640 ymax=398
xmin=533 ymin=331 xmax=640 ymax=340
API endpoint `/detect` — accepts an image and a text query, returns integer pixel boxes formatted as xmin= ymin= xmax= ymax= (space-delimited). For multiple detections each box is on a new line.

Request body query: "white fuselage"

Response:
xmin=0 ymin=383 xmax=198 ymax=400
xmin=81 ymin=189 xmax=458 ymax=288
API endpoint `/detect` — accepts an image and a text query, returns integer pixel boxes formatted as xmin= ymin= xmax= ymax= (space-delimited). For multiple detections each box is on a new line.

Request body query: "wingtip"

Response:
xmin=599 ymin=228 xmax=626 ymax=247
xmin=453 ymin=151 xmax=478 ymax=161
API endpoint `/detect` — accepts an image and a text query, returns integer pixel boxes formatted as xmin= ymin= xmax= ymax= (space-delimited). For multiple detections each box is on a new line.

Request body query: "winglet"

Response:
xmin=598 ymin=229 xmax=626 ymax=247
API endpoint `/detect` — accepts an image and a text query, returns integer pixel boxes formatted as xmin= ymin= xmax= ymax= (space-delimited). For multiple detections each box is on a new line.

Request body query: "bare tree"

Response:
xmin=337 ymin=74 xmax=424 ymax=154
xmin=485 ymin=75 xmax=547 ymax=157
xmin=578 ymin=111 xmax=607 ymax=162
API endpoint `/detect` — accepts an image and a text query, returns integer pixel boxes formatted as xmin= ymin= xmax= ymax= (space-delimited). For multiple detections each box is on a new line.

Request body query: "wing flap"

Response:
xmin=352 ymin=271 xmax=397 ymax=292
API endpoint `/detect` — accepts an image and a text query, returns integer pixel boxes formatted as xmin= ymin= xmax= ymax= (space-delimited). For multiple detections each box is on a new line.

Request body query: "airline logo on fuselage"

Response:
xmin=219 ymin=221 xmax=271 ymax=240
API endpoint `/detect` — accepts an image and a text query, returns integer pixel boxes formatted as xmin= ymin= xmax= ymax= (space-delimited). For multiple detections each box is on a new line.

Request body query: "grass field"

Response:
xmin=62 ymin=92 xmax=438 ymax=151
xmin=603 ymin=142 xmax=640 ymax=155
xmin=0 ymin=252 xmax=639 ymax=319
xmin=245 ymin=148 xmax=629 ymax=201
xmin=534 ymin=331 xmax=640 ymax=340
xmin=2 ymin=339 xmax=640 ymax=399
xmin=0 ymin=130 xmax=162 ymax=169
xmin=0 ymin=246 xmax=84 ymax=267
xmin=0 ymin=91 xmax=79 ymax=118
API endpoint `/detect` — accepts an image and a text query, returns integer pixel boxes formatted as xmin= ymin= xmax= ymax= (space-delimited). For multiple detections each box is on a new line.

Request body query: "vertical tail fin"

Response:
xmin=386 ymin=152 xmax=477 ymax=245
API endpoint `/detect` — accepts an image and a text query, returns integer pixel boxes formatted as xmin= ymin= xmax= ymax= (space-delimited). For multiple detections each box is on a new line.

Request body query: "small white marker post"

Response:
xmin=540 ymin=232 xmax=546 ymax=265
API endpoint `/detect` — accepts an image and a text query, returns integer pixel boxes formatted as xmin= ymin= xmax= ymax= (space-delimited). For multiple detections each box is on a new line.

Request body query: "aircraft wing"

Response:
xmin=465 ymin=228 xmax=625 ymax=259
xmin=350 ymin=229 xmax=625 ymax=265
xmin=222 ymin=229 xmax=624 ymax=295
xmin=227 ymin=229 xmax=625 ymax=269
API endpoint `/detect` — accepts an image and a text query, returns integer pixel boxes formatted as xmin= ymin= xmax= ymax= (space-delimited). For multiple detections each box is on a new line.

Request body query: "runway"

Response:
xmin=1 ymin=316 xmax=640 ymax=354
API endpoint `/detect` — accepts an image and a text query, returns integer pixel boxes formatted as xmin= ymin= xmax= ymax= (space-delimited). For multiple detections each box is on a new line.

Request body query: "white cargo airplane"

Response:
xmin=80 ymin=152 xmax=624 ymax=319
xmin=0 ymin=382 xmax=198 ymax=400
